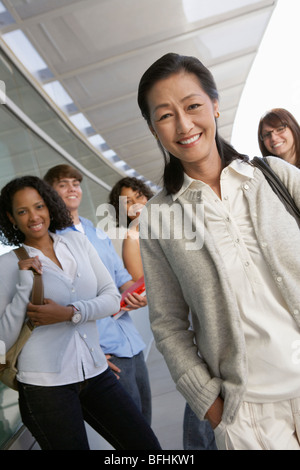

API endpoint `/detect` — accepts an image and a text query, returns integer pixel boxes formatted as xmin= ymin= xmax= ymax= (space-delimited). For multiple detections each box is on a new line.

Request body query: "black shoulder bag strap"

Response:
xmin=252 ymin=156 xmax=300 ymax=227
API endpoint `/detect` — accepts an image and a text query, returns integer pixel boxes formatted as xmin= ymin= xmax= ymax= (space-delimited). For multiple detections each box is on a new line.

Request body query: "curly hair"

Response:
xmin=0 ymin=175 xmax=73 ymax=246
xmin=109 ymin=177 xmax=154 ymax=227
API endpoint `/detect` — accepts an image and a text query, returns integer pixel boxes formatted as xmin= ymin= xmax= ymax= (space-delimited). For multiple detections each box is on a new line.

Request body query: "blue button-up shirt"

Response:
xmin=59 ymin=217 xmax=145 ymax=357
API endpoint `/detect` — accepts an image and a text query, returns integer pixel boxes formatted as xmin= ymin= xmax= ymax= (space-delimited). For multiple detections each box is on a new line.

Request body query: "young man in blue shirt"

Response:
xmin=44 ymin=165 xmax=152 ymax=424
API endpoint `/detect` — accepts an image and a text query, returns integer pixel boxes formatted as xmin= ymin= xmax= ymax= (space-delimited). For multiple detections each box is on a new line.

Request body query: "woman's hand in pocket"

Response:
xmin=205 ymin=396 xmax=224 ymax=429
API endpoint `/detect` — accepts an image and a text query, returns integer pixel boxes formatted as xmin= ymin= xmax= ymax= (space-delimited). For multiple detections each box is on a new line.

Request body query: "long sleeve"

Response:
xmin=0 ymin=251 xmax=33 ymax=350
xmin=139 ymin=214 xmax=221 ymax=420
xmin=266 ymin=156 xmax=300 ymax=210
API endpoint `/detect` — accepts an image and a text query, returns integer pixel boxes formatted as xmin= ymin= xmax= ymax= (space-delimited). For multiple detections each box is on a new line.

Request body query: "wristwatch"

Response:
xmin=69 ymin=304 xmax=82 ymax=324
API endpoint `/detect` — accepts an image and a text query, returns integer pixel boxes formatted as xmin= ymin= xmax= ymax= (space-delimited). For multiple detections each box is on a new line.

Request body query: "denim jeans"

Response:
xmin=183 ymin=402 xmax=217 ymax=450
xmin=18 ymin=368 xmax=161 ymax=450
xmin=109 ymin=351 xmax=152 ymax=424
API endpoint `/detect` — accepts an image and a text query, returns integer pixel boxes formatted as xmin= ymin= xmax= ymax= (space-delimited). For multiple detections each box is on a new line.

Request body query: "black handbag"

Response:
xmin=252 ymin=156 xmax=300 ymax=227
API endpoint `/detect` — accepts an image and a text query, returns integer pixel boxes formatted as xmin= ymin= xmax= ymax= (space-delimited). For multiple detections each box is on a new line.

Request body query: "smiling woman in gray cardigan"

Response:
xmin=137 ymin=52 xmax=300 ymax=450
xmin=0 ymin=176 xmax=161 ymax=451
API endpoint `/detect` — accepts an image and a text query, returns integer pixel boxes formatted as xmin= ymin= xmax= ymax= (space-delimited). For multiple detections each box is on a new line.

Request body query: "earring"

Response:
xmin=13 ymin=224 xmax=18 ymax=231
xmin=216 ymin=111 xmax=220 ymax=118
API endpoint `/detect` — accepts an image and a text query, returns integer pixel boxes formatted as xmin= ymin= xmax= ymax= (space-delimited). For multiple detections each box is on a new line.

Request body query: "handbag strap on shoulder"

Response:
xmin=14 ymin=246 xmax=30 ymax=261
xmin=14 ymin=246 xmax=44 ymax=305
xmin=252 ymin=156 xmax=300 ymax=226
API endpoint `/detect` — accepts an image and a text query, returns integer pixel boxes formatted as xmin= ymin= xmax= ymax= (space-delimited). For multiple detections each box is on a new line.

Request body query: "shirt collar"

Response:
xmin=23 ymin=232 xmax=67 ymax=254
xmin=172 ymin=158 xmax=254 ymax=201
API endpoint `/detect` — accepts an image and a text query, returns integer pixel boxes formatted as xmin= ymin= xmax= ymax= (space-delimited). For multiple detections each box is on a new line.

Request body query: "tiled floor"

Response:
xmin=147 ymin=341 xmax=186 ymax=450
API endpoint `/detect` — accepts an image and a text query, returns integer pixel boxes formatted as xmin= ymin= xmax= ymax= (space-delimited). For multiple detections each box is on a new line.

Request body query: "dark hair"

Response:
xmin=0 ymin=176 xmax=73 ymax=246
xmin=44 ymin=164 xmax=83 ymax=186
xmin=137 ymin=52 xmax=247 ymax=194
xmin=109 ymin=177 xmax=154 ymax=227
xmin=258 ymin=108 xmax=300 ymax=168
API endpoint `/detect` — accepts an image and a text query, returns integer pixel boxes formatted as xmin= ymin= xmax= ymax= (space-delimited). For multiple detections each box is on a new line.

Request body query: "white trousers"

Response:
xmin=214 ymin=398 xmax=300 ymax=450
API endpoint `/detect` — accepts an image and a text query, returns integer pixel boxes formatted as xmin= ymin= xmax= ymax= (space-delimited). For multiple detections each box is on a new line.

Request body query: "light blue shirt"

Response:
xmin=60 ymin=217 xmax=145 ymax=357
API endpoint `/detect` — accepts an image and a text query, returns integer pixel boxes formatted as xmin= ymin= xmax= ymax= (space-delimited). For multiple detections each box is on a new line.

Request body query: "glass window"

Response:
xmin=0 ymin=49 xmax=123 ymax=449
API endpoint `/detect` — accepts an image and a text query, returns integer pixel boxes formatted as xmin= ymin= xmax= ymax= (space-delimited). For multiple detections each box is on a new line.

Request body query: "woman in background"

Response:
xmin=258 ymin=108 xmax=300 ymax=167
xmin=109 ymin=177 xmax=153 ymax=281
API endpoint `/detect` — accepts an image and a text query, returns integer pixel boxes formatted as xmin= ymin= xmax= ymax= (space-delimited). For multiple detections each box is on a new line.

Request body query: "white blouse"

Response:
xmin=17 ymin=233 xmax=107 ymax=386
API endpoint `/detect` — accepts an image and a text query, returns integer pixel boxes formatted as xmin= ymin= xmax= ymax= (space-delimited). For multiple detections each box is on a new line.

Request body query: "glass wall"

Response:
xmin=0 ymin=47 xmax=125 ymax=449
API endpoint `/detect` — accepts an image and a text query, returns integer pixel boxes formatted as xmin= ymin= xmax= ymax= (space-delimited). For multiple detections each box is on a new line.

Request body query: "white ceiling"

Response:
xmin=0 ymin=0 xmax=277 ymax=186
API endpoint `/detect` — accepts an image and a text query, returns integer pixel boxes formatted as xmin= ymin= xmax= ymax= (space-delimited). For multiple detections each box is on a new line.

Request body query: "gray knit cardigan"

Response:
xmin=139 ymin=157 xmax=300 ymax=425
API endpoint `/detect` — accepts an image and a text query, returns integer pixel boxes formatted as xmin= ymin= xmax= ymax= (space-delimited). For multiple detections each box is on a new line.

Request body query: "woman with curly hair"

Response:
xmin=109 ymin=177 xmax=153 ymax=281
xmin=109 ymin=177 xmax=153 ymax=227
xmin=0 ymin=175 xmax=161 ymax=450
xmin=0 ymin=175 xmax=74 ymax=246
